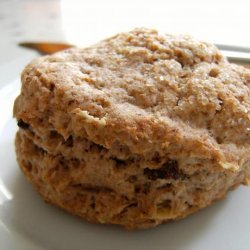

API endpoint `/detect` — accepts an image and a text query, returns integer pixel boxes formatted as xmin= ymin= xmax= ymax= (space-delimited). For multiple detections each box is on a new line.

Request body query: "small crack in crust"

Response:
xmin=14 ymin=28 xmax=250 ymax=229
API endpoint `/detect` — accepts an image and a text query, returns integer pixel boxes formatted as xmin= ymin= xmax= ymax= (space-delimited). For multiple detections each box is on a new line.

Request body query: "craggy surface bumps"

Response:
xmin=14 ymin=28 xmax=250 ymax=229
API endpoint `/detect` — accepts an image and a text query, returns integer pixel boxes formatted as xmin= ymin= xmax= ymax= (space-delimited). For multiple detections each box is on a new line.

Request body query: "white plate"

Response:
xmin=0 ymin=60 xmax=250 ymax=250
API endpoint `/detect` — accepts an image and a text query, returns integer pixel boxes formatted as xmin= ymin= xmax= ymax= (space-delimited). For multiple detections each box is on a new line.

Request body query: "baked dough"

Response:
xmin=14 ymin=28 xmax=250 ymax=229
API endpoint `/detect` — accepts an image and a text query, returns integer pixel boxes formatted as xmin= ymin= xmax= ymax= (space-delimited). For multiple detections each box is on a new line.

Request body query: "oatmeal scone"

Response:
xmin=14 ymin=28 xmax=250 ymax=229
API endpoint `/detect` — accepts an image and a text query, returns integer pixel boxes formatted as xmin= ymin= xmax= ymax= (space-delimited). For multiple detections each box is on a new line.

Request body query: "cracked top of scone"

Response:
xmin=14 ymin=28 xmax=250 ymax=169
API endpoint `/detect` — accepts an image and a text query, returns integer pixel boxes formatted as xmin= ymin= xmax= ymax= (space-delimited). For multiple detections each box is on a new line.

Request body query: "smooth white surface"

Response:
xmin=1 ymin=0 xmax=250 ymax=249
xmin=0 ymin=55 xmax=250 ymax=250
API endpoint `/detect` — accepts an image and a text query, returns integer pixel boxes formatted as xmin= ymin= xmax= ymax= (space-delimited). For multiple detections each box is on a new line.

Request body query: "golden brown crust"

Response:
xmin=15 ymin=130 xmax=247 ymax=229
xmin=14 ymin=28 xmax=250 ymax=229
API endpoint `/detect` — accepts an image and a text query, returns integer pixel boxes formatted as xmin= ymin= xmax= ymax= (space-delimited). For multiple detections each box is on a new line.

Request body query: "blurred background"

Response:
xmin=0 ymin=0 xmax=249 ymax=65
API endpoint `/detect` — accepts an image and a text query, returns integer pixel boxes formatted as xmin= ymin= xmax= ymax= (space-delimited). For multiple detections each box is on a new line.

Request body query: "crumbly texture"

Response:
xmin=14 ymin=28 xmax=250 ymax=229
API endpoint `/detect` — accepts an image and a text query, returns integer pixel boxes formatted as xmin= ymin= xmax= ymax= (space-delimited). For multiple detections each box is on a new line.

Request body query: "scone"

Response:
xmin=14 ymin=28 xmax=250 ymax=229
